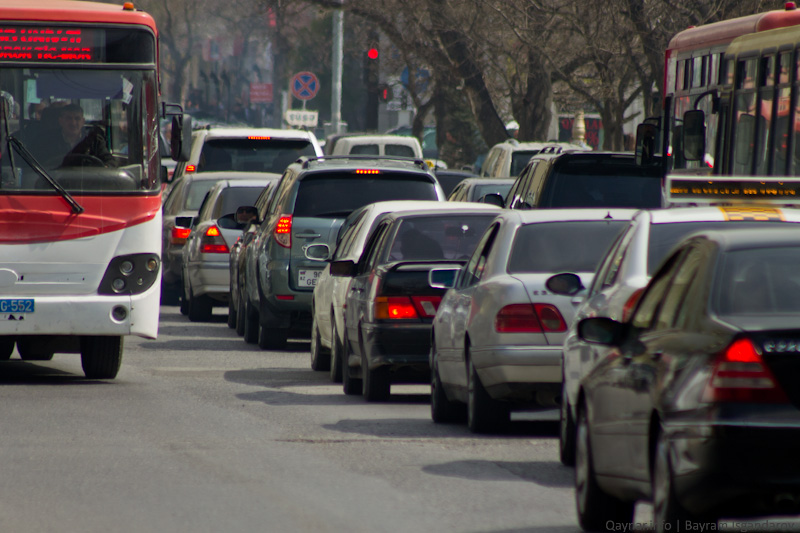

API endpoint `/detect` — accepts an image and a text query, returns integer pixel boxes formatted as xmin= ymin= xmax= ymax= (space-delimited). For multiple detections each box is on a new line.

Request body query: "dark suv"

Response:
xmin=498 ymin=151 xmax=663 ymax=209
xmin=240 ymin=156 xmax=447 ymax=350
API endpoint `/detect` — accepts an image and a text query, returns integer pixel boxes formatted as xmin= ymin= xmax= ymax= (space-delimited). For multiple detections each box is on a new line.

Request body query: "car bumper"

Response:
xmin=362 ymin=322 xmax=431 ymax=372
xmin=188 ymin=258 xmax=229 ymax=300
xmin=470 ymin=344 xmax=561 ymax=402
xmin=259 ymin=259 xmax=314 ymax=332
xmin=669 ymin=422 xmax=800 ymax=517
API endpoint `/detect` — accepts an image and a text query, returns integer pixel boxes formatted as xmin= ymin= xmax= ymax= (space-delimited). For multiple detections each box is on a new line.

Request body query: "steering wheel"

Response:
xmin=61 ymin=153 xmax=105 ymax=167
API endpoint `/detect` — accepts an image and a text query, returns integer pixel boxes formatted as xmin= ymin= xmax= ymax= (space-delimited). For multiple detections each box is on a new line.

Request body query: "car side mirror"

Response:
xmin=682 ymin=110 xmax=706 ymax=162
xmin=635 ymin=122 xmax=658 ymax=166
xmin=329 ymin=259 xmax=356 ymax=277
xmin=545 ymin=272 xmax=584 ymax=296
xmin=577 ymin=317 xmax=626 ymax=346
xmin=170 ymin=114 xmax=192 ymax=162
xmin=303 ymin=243 xmax=331 ymax=262
xmin=478 ymin=193 xmax=505 ymax=207
xmin=429 ymin=267 xmax=461 ymax=289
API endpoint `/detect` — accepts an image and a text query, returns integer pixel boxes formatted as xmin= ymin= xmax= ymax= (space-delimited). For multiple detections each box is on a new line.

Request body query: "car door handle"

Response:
xmin=297 ymin=233 xmax=321 ymax=239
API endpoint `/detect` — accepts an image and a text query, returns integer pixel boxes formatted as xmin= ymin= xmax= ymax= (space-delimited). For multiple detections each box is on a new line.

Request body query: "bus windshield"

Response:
xmin=0 ymin=67 xmax=159 ymax=194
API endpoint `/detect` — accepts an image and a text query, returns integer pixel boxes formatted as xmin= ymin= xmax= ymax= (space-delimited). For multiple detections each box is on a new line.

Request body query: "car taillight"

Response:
xmin=373 ymin=295 xmax=442 ymax=320
xmin=170 ymin=226 xmax=191 ymax=245
xmin=185 ymin=164 xmax=196 ymax=173
xmin=495 ymin=304 xmax=566 ymax=333
xmin=621 ymin=288 xmax=645 ymax=323
xmin=702 ymin=338 xmax=789 ymax=404
xmin=200 ymin=225 xmax=230 ymax=254
xmin=274 ymin=215 xmax=292 ymax=248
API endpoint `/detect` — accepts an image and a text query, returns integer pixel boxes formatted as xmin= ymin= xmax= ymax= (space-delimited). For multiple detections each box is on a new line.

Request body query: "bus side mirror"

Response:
xmin=170 ymin=115 xmax=193 ymax=162
xmin=635 ymin=122 xmax=658 ymax=166
xmin=682 ymin=110 xmax=706 ymax=162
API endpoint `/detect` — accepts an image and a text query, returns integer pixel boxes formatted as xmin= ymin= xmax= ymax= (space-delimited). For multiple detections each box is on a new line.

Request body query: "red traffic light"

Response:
xmin=367 ymin=48 xmax=379 ymax=60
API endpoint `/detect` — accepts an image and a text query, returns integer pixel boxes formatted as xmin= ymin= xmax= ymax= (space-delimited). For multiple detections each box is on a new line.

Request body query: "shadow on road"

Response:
xmin=0 ymin=360 xmax=110 ymax=385
xmin=422 ymin=459 xmax=573 ymax=488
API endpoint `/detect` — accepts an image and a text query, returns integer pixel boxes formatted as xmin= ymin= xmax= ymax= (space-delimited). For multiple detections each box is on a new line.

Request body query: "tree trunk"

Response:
xmin=514 ymin=47 xmax=553 ymax=142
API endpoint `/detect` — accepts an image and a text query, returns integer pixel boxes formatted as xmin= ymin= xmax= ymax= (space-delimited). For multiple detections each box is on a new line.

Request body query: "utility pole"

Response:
xmin=331 ymin=4 xmax=344 ymax=135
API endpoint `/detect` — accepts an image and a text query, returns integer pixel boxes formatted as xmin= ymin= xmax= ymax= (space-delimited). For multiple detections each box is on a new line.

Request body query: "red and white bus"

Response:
xmin=648 ymin=3 xmax=800 ymax=175
xmin=0 ymin=1 xmax=188 ymax=378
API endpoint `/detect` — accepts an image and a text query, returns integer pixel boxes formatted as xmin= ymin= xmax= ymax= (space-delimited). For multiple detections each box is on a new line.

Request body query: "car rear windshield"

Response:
xmin=388 ymin=215 xmax=497 ymax=261
xmin=474 ymin=183 xmax=513 ymax=201
xmin=508 ymin=221 xmax=627 ymax=273
xmin=715 ymin=246 xmax=800 ymax=315
xmin=538 ymin=158 xmax=662 ymax=208
xmin=293 ymin=173 xmax=438 ymax=218
xmin=215 ymin=186 xmax=265 ymax=218
xmin=647 ymin=221 xmax=788 ymax=275
xmin=198 ymin=139 xmax=316 ymax=173
xmin=510 ymin=151 xmax=540 ymax=176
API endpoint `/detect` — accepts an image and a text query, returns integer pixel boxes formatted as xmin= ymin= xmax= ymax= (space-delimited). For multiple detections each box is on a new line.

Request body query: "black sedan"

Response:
xmin=574 ymin=228 xmax=800 ymax=532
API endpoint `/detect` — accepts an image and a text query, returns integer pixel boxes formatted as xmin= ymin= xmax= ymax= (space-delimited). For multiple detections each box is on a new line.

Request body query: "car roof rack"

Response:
xmin=297 ymin=155 xmax=429 ymax=171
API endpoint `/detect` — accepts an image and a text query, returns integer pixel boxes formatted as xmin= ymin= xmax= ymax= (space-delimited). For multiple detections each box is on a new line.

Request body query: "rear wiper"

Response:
xmin=8 ymin=136 xmax=84 ymax=214
xmin=312 ymin=210 xmax=352 ymax=218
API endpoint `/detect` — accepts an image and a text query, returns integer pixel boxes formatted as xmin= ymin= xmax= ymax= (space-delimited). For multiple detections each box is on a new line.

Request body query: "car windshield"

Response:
xmin=716 ymin=246 xmax=800 ymax=315
xmin=198 ymin=139 xmax=316 ymax=173
xmin=647 ymin=221 xmax=787 ymax=275
xmin=508 ymin=221 xmax=627 ymax=273
xmin=388 ymin=215 xmax=496 ymax=261
xmin=510 ymin=151 xmax=539 ymax=176
xmin=292 ymin=172 xmax=438 ymax=217
xmin=539 ymin=158 xmax=662 ymax=208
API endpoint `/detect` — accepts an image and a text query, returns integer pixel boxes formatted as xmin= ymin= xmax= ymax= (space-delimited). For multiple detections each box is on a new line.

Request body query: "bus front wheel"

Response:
xmin=81 ymin=336 xmax=123 ymax=379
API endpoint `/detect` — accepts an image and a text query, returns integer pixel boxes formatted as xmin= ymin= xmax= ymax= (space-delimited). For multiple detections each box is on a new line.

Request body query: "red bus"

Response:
xmin=0 ymin=1 xmax=188 ymax=378
xmin=645 ymin=3 xmax=800 ymax=175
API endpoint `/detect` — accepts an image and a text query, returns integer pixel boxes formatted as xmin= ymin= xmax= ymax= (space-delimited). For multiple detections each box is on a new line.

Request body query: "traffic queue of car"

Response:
xmin=162 ymin=129 xmax=800 ymax=532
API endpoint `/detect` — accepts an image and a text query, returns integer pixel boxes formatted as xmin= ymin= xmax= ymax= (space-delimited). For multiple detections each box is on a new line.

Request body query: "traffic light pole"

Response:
xmin=331 ymin=7 xmax=344 ymax=135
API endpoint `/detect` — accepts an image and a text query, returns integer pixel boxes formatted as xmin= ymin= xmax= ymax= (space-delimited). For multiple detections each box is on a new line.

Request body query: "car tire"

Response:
xmin=179 ymin=275 xmax=189 ymax=316
xmin=235 ymin=294 xmax=246 ymax=337
xmin=310 ymin=313 xmax=330 ymax=371
xmin=187 ymin=286 xmax=213 ymax=322
xmin=560 ymin=380 xmax=576 ymax=466
xmin=653 ymin=427 xmax=696 ymax=531
xmin=341 ymin=331 xmax=361 ymax=395
xmin=330 ymin=322 xmax=343 ymax=383
xmin=258 ymin=325 xmax=288 ymax=351
xmin=363 ymin=352 xmax=390 ymax=402
xmin=575 ymin=402 xmax=634 ymax=531
xmin=431 ymin=349 xmax=464 ymax=423
xmin=0 ymin=338 xmax=14 ymax=360
xmin=16 ymin=339 xmax=54 ymax=361
xmin=80 ymin=336 xmax=123 ymax=379
xmin=467 ymin=355 xmax=509 ymax=433
xmin=227 ymin=296 xmax=237 ymax=329
xmin=243 ymin=301 xmax=259 ymax=344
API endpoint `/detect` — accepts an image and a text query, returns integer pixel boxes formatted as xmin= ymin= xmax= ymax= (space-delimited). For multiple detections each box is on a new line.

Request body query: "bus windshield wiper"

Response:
xmin=8 ymin=136 xmax=84 ymax=214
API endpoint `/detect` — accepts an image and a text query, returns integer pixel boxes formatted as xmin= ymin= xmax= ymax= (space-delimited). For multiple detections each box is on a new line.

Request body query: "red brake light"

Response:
xmin=200 ymin=225 xmax=229 ymax=254
xmin=621 ymin=288 xmax=645 ymax=323
xmin=534 ymin=304 xmax=567 ymax=332
xmin=170 ymin=226 xmax=191 ymax=244
xmin=375 ymin=296 xmax=419 ymax=320
xmin=703 ymin=338 xmax=788 ymax=403
xmin=274 ymin=215 xmax=292 ymax=248
xmin=247 ymin=136 xmax=272 ymax=140
xmin=495 ymin=304 xmax=542 ymax=333
xmin=185 ymin=164 xmax=196 ymax=173
xmin=355 ymin=169 xmax=380 ymax=174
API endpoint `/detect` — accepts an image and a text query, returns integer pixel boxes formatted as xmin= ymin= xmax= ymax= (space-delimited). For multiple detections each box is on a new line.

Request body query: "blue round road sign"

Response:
xmin=291 ymin=71 xmax=319 ymax=101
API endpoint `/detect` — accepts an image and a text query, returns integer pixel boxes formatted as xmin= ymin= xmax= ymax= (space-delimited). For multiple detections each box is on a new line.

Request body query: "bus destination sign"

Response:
xmin=0 ymin=26 xmax=99 ymax=62
xmin=668 ymin=177 xmax=800 ymax=204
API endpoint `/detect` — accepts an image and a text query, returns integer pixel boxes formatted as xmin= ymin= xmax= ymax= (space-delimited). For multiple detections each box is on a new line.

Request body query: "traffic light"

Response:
xmin=364 ymin=46 xmax=379 ymax=89
xmin=378 ymin=84 xmax=390 ymax=103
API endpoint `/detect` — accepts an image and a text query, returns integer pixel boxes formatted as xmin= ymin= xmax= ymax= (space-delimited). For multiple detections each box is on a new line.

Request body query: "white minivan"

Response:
xmin=330 ymin=134 xmax=423 ymax=159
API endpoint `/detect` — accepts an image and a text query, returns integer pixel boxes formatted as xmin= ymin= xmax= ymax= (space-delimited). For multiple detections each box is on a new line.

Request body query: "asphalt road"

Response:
xmin=0 ymin=306 xmax=587 ymax=533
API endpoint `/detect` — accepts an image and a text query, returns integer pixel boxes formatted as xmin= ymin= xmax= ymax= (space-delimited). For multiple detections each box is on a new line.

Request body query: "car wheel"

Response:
xmin=16 ymin=339 xmax=54 ymax=361
xmin=560 ymin=381 xmax=576 ymax=466
xmin=363 ymin=350 xmax=390 ymax=402
xmin=258 ymin=325 xmax=288 ymax=350
xmin=0 ymin=338 xmax=14 ymax=360
xmin=310 ymin=313 xmax=330 ymax=371
xmin=341 ymin=331 xmax=361 ymax=395
xmin=179 ymin=275 xmax=189 ymax=316
xmin=653 ymin=427 xmax=695 ymax=531
xmin=467 ymin=355 xmax=509 ymax=433
xmin=235 ymin=293 xmax=246 ymax=336
xmin=431 ymin=348 xmax=464 ymax=423
xmin=187 ymin=286 xmax=213 ymax=322
xmin=243 ymin=300 xmax=259 ymax=344
xmin=329 ymin=322 xmax=343 ymax=383
xmin=575 ymin=402 xmax=634 ymax=531
xmin=80 ymin=336 xmax=123 ymax=379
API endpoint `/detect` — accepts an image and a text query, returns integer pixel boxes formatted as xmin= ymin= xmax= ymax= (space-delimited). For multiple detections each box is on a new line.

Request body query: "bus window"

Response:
xmin=723 ymin=58 xmax=735 ymax=86
xmin=755 ymin=86 xmax=774 ymax=175
xmin=779 ymin=52 xmax=792 ymax=85
xmin=774 ymin=86 xmax=791 ymax=174
xmin=760 ymin=55 xmax=776 ymax=87
xmin=692 ymin=57 xmax=705 ymax=88
xmin=677 ymin=60 xmax=687 ymax=91
xmin=709 ymin=54 xmax=720 ymax=86
xmin=737 ymin=59 xmax=757 ymax=89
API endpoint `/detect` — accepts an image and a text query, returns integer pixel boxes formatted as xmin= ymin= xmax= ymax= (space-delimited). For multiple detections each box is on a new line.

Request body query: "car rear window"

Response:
xmin=216 ymin=186 xmax=265 ymax=218
xmin=715 ymin=246 xmax=800 ymax=315
xmin=385 ymin=144 xmax=416 ymax=158
xmin=539 ymin=158 xmax=662 ymax=208
xmin=510 ymin=151 xmax=540 ymax=176
xmin=349 ymin=144 xmax=379 ymax=155
xmin=508 ymin=221 xmax=627 ymax=273
xmin=647 ymin=221 xmax=787 ymax=275
xmin=198 ymin=139 xmax=316 ymax=173
xmin=292 ymin=172 xmax=439 ymax=218
xmin=474 ymin=183 xmax=513 ymax=201
xmin=388 ymin=215 xmax=497 ymax=261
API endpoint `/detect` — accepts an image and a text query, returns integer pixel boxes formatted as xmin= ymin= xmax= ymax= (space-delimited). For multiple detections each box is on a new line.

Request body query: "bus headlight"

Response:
xmin=99 ymin=254 xmax=160 ymax=295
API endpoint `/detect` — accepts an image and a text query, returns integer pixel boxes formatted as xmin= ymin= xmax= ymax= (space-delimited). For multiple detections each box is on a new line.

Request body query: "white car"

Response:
xmin=329 ymin=134 xmax=423 ymax=159
xmin=429 ymin=208 xmax=635 ymax=433
xmin=554 ymin=204 xmax=800 ymax=465
xmin=480 ymin=140 xmax=589 ymax=179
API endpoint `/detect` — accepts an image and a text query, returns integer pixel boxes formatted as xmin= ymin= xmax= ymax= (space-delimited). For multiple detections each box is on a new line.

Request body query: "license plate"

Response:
xmin=298 ymin=269 xmax=323 ymax=288
xmin=0 ymin=299 xmax=34 ymax=313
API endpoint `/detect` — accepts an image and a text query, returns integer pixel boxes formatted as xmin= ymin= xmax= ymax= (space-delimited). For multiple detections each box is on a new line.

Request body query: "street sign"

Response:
xmin=249 ymin=82 xmax=273 ymax=104
xmin=290 ymin=71 xmax=319 ymax=101
xmin=284 ymin=109 xmax=318 ymax=128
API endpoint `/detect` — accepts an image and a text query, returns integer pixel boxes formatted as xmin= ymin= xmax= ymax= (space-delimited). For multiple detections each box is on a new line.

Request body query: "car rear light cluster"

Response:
xmin=374 ymin=295 xmax=441 ymax=320
xmin=495 ymin=304 xmax=567 ymax=333
xmin=621 ymin=288 xmax=644 ymax=323
xmin=200 ymin=225 xmax=229 ymax=254
xmin=274 ymin=215 xmax=292 ymax=248
xmin=703 ymin=338 xmax=789 ymax=403
xmin=185 ymin=164 xmax=196 ymax=173
xmin=170 ymin=226 xmax=191 ymax=245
